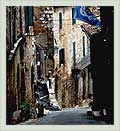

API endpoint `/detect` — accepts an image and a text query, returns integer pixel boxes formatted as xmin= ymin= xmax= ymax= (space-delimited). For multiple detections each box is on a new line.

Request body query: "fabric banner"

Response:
xmin=74 ymin=6 xmax=101 ymax=27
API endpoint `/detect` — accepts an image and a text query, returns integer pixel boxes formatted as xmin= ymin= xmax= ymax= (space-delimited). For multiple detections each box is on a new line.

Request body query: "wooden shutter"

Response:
xmin=73 ymin=42 xmax=76 ymax=68
xmin=24 ymin=6 xmax=29 ymax=32
xmin=72 ymin=8 xmax=76 ymax=25
xmin=29 ymin=6 xmax=33 ymax=26
xmin=59 ymin=12 xmax=62 ymax=29
xmin=59 ymin=48 xmax=65 ymax=66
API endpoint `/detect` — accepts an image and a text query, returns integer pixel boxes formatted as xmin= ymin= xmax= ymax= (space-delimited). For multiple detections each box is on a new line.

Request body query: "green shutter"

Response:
xmin=83 ymin=36 xmax=85 ymax=56
xmin=24 ymin=6 xmax=29 ymax=32
xmin=59 ymin=12 xmax=62 ymax=29
xmin=59 ymin=48 xmax=65 ymax=67
xmin=72 ymin=8 xmax=76 ymax=25
xmin=73 ymin=42 xmax=76 ymax=68
xmin=29 ymin=6 xmax=33 ymax=26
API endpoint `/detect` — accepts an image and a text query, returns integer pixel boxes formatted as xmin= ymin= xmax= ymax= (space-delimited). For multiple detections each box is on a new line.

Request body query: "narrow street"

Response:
xmin=19 ymin=107 xmax=107 ymax=125
xmin=4 ymin=5 xmax=114 ymax=126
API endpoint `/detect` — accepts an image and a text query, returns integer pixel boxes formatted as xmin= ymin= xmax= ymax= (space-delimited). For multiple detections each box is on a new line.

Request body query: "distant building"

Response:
xmin=33 ymin=6 xmax=54 ymax=79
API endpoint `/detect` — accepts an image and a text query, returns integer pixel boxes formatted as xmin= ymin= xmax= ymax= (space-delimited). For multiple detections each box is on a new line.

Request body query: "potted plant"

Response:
xmin=20 ymin=101 xmax=30 ymax=121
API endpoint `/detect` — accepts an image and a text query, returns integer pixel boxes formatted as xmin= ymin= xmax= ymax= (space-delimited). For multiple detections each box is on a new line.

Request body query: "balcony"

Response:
xmin=76 ymin=54 xmax=91 ymax=70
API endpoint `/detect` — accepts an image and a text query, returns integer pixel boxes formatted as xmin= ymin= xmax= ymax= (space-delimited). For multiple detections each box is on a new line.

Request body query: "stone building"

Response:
xmin=33 ymin=6 xmax=54 ymax=79
xmin=6 ymin=6 xmax=101 ymax=123
xmin=33 ymin=7 xmax=57 ymax=104
xmin=53 ymin=6 xmax=100 ymax=108
xmin=6 ymin=6 xmax=36 ymax=124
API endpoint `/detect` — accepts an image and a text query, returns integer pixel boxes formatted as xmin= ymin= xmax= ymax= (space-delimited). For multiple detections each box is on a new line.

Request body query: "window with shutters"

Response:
xmin=24 ymin=6 xmax=33 ymax=33
xmin=83 ymin=36 xmax=85 ymax=57
xmin=73 ymin=42 xmax=76 ymax=68
xmin=83 ymin=35 xmax=88 ymax=56
xmin=59 ymin=48 xmax=65 ymax=67
xmin=24 ymin=6 xmax=29 ymax=33
xmin=29 ymin=6 xmax=34 ymax=26
xmin=59 ymin=12 xmax=62 ymax=30
xmin=72 ymin=8 xmax=76 ymax=25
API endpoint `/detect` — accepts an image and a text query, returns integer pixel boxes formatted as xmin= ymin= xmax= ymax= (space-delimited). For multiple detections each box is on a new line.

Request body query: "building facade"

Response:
xmin=6 ymin=6 xmax=103 ymax=124
xmin=6 ymin=6 xmax=36 ymax=124
xmin=53 ymin=7 xmax=87 ymax=108
xmin=53 ymin=6 xmax=100 ymax=108
xmin=33 ymin=6 xmax=54 ymax=79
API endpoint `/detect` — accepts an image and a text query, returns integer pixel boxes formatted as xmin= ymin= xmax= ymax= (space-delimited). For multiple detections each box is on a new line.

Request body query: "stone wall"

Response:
xmin=53 ymin=7 xmax=85 ymax=108
xmin=55 ymin=74 xmax=74 ymax=108
xmin=53 ymin=7 xmax=94 ymax=108
xmin=6 ymin=36 xmax=35 ymax=123
xmin=33 ymin=6 xmax=54 ymax=78
xmin=23 ymin=36 xmax=33 ymax=104
xmin=6 ymin=6 xmax=38 ymax=124
xmin=7 ymin=45 xmax=21 ymax=123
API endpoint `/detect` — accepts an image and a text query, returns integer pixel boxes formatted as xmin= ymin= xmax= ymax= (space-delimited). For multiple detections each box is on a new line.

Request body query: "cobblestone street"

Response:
xmin=19 ymin=107 xmax=107 ymax=125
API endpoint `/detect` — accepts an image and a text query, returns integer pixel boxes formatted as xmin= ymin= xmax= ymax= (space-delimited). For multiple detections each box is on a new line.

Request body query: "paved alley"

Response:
xmin=19 ymin=107 xmax=107 ymax=125
xmin=5 ymin=6 xmax=114 ymax=126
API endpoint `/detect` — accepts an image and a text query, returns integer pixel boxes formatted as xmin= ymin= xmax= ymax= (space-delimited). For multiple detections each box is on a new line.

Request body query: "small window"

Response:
xmin=24 ymin=6 xmax=29 ymax=33
xmin=72 ymin=8 xmax=76 ymax=25
xmin=59 ymin=12 xmax=62 ymax=30
xmin=29 ymin=6 xmax=34 ymax=26
xmin=59 ymin=48 xmax=65 ymax=67
xmin=83 ymin=36 xmax=85 ymax=56
xmin=24 ymin=6 xmax=34 ymax=32
xmin=73 ymin=42 xmax=76 ymax=68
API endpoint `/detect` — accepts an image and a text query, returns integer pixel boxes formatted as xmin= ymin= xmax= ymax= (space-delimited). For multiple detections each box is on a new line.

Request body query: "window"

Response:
xmin=85 ymin=35 xmax=88 ymax=55
xmin=49 ymin=79 xmax=52 ymax=89
xmin=29 ymin=6 xmax=34 ymax=26
xmin=24 ymin=6 xmax=33 ymax=33
xmin=83 ymin=35 xmax=88 ymax=56
xmin=72 ymin=8 xmax=76 ymax=25
xmin=83 ymin=36 xmax=85 ymax=56
xmin=59 ymin=12 xmax=62 ymax=30
xmin=31 ymin=65 xmax=34 ymax=97
xmin=73 ymin=42 xmax=76 ymax=68
xmin=24 ymin=6 xmax=29 ymax=32
xmin=59 ymin=48 xmax=65 ymax=67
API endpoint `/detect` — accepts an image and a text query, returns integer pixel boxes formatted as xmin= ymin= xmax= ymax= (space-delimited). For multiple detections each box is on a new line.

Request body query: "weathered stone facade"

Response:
xmin=7 ymin=45 xmax=21 ymax=123
xmin=33 ymin=6 xmax=54 ymax=79
xmin=22 ymin=36 xmax=33 ymax=103
xmin=6 ymin=6 xmax=101 ymax=123
xmin=6 ymin=6 xmax=36 ymax=124
xmin=53 ymin=6 xmax=100 ymax=108
xmin=53 ymin=7 xmax=80 ymax=108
